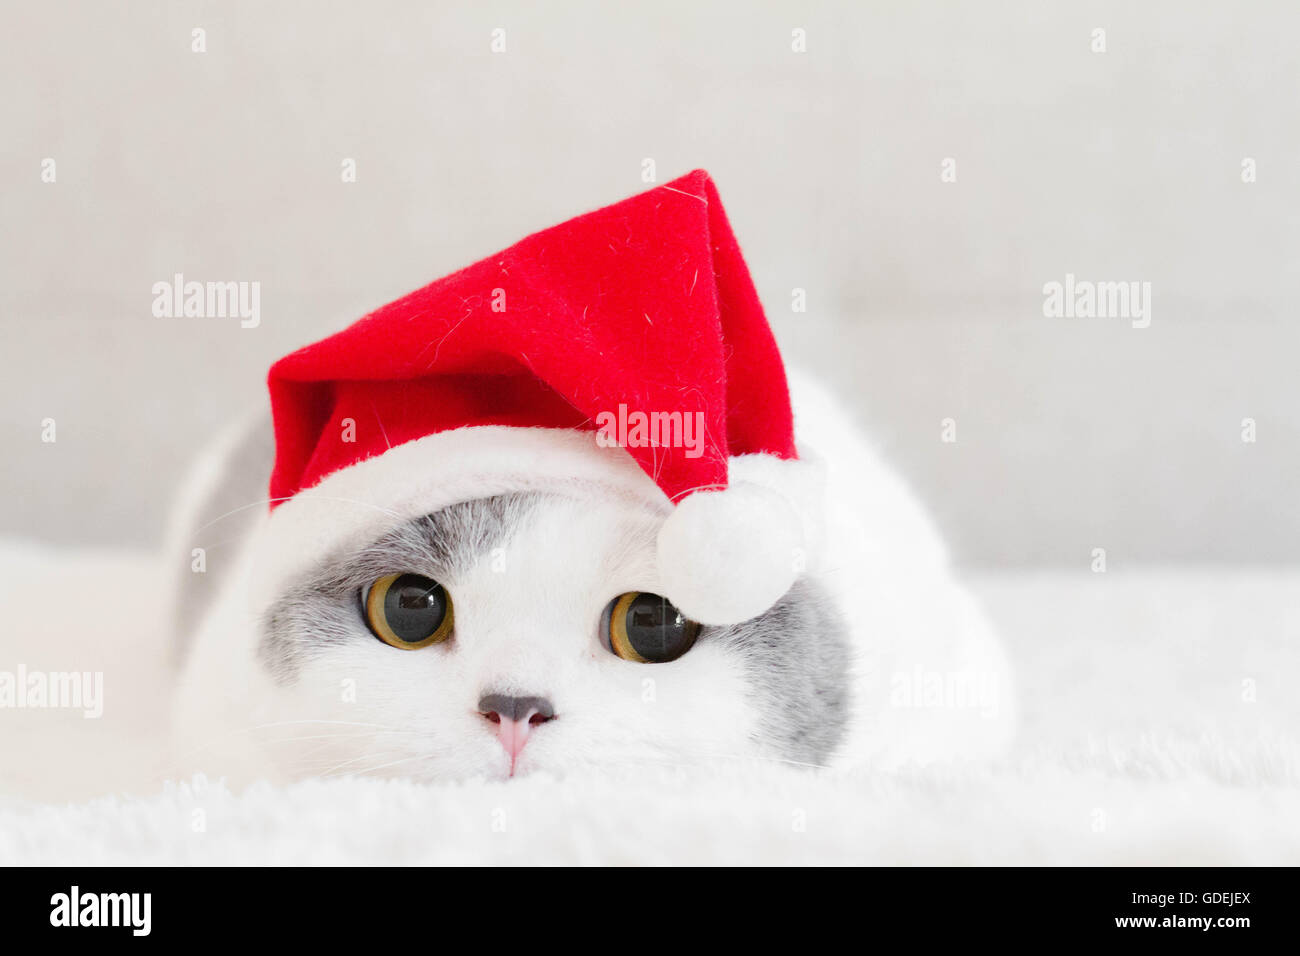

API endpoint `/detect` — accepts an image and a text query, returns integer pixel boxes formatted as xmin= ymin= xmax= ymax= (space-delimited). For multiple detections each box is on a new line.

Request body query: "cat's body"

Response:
xmin=170 ymin=372 xmax=1013 ymax=784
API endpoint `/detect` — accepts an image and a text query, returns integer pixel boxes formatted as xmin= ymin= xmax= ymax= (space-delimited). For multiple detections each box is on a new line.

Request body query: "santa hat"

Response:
xmin=260 ymin=170 xmax=822 ymax=626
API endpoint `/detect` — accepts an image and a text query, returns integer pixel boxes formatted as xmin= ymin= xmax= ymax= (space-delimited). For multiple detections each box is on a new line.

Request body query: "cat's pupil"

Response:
xmin=386 ymin=574 xmax=447 ymax=642
xmin=625 ymin=593 xmax=691 ymax=662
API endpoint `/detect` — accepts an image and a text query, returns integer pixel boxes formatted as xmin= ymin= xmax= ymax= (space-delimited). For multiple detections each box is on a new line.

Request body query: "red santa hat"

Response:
xmin=259 ymin=170 xmax=822 ymax=625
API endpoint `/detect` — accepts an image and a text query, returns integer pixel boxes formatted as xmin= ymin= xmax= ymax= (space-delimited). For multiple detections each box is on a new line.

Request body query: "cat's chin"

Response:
xmin=402 ymin=749 xmax=559 ymax=784
xmin=481 ymin=753 xmax=558 ymax=783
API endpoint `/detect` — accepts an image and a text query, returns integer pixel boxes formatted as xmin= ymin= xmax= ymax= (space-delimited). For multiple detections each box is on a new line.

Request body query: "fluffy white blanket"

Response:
xmin=1 ymin=543 xmax=1296 ymax=865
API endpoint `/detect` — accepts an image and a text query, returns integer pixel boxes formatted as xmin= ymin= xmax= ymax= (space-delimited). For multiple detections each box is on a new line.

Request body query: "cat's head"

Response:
xmin=255 ymin=490 xmax=850 ymax=781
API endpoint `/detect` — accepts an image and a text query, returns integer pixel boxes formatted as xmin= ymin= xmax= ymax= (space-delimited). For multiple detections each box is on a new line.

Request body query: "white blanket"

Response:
xmin=1 ymin=542 xmax=1296 ymax=865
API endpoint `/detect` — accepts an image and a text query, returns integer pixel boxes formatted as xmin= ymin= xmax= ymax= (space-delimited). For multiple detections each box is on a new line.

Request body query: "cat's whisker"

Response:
xmin=683 ymin=750 xmax=835 ymax=771
xmin=279 ymin=744 xmax=412 ymax=776
xmin=169 ymin=719 xmax=419 ymax=764
xmin=194 ymin=495 xmax=405 ymax=535
xmin=238 ymin=718 xmax=410 ymax=733
xmin=318 ymin=751 xmax=437 ymax=780
xmin=250 ymin=731 xmax=425 ymax=746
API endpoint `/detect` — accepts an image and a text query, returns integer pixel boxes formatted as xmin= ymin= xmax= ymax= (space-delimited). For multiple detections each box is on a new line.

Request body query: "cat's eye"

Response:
xmin=363 ymin=573 xmax=454 ymax=649
xmin=601 ymin=592 xmax=700 ymax=663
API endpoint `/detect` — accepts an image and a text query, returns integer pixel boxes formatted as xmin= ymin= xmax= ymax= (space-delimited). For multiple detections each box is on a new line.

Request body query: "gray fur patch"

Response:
xmin=259 ymin=493 xmax=542 ymax=683
xmin=712 ymin=580 xmax=852 ymax=767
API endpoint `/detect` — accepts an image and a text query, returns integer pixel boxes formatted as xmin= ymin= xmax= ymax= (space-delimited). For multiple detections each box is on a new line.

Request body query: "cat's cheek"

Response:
xmin=575 ymin=646 xmax=756 ymax=760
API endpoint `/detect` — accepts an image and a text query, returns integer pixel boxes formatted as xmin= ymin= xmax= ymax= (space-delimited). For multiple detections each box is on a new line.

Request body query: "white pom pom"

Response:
xmin=656 ymin=483 xmax=802 ymax=626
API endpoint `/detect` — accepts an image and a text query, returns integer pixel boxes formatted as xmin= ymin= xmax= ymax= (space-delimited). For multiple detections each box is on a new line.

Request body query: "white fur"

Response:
xmin=173 ymin=373 xmax=1014 ymax=782
xmin=787 ymin=372 xmax=1015 ymax=766
xmin=8 ymin=758 xmax=1297 ymax=865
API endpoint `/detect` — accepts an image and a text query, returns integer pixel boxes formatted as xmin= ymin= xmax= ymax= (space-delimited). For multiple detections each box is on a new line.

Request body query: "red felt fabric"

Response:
xmin=267 ymin=169 xmax=796 ymax=508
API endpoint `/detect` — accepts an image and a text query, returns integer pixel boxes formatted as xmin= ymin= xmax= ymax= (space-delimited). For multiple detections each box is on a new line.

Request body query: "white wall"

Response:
xmin=2 ymin=0 xmax=1296 ymax=565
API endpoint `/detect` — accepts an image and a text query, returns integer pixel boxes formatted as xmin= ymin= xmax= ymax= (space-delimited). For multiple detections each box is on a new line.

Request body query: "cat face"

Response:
xmin=256 ymin=492 xmax=850 ymax=781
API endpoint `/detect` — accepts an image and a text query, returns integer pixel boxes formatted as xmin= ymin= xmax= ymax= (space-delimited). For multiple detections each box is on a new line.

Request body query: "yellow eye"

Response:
xmin=364 ymin=573 xmax=454 ymax=649
xmin=603 ymin=592 xmax=700 ymax=663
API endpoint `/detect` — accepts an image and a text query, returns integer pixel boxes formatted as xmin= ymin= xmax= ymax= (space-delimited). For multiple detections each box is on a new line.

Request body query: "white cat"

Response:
xmin=168 ymin=371 xmax=1014 ymax=784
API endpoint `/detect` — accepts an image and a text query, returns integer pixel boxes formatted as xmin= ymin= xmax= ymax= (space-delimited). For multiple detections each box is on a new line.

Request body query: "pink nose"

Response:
xmin=477 ymin=694 xmax=555 ymax=772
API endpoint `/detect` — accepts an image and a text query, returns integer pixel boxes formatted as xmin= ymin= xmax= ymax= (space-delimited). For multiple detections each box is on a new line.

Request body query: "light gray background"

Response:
xmin=2 ymin=0 xmax=1296 ymax=566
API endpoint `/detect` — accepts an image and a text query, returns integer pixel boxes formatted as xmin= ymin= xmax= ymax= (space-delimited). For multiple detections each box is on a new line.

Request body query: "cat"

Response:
xmin=167 ymin=370 xmax=1014 ymax=785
